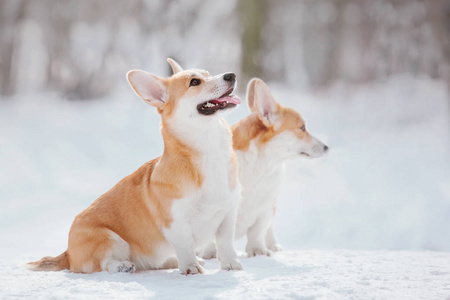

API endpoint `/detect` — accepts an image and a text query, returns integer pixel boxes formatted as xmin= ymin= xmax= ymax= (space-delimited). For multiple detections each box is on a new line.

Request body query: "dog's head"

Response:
xmin=243 ymin=78 xmax=328 ymax=160
xmin=126 ymin=58 xmax=240 ymax=121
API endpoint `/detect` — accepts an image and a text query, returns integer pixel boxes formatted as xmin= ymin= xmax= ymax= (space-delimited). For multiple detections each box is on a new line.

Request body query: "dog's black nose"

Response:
xmin=223 ymin=73 xmax=236 ymax=82
xmin=324 ymin=145 xmax=329 ymax=152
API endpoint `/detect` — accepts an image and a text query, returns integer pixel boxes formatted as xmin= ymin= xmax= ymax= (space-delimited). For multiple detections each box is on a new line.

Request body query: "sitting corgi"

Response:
xmin=28 ymin=58 xmax=243 ymax=275
xmin=201 ymin=78 xmax=328 ymax=258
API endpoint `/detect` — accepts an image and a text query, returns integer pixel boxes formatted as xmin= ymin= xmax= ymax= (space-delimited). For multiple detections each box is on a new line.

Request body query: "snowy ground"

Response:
xmin=1 ymin=251 xmax=450 ymax=299
xmin=1 ymin=75 xmax=449 ymax=298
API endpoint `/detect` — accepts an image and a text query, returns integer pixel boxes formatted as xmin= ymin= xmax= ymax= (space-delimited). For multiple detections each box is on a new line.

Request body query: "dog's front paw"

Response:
xmin=267 ymin=243 xmax=284 ymax=252
xmin=246 ymin=246 xmax=271 ymax=257
xmin=180 ymin=263 xmax=204 ymax=275
xmin=220 ymin=258 xmax=243 ymax=271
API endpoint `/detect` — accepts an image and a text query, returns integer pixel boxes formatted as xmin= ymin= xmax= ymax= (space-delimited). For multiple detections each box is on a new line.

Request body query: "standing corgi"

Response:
xmin=28 ymin=58 xmax=243 ymax=275
xmin=201 ymin=78 xmax=328 ymax=258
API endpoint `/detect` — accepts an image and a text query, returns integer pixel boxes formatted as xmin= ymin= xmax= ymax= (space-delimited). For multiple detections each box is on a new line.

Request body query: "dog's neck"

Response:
xmin=161 ymin=116 xmax=231 ymax=154
xmin=155 ymin=116 xmax=233 ymax=193
xmin=240 ymin=141 xmax=285 ymax=171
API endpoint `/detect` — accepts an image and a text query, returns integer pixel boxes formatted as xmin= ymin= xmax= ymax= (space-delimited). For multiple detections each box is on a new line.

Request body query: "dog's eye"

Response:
xmin=190 ymin=78 xmax=201 ymax=87
xmin=300 ymin=125 xmax=306 ymax=132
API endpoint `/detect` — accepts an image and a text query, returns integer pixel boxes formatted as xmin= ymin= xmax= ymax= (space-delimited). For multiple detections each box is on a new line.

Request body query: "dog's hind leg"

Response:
xmin=68 ymin=226 xmax=134 ymax=273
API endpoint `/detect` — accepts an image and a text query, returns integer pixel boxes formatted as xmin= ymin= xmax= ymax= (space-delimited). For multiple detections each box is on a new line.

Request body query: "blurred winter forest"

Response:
xmin=1 ymin=0 xmax=450 ymax=98
xmin=1 ymin=0 xmax=450 ymax=253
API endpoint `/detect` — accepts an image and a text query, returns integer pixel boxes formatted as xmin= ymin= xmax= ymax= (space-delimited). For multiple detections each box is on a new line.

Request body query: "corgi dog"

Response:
xmin=201 ymin=78 xmax=328 ymax=258
xmin=28 ymin=58 xmax=243 ymax=275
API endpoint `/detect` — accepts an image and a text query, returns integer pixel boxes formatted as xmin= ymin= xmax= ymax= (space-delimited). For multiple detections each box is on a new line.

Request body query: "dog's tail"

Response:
xmin=27 ymin=251 xmax=70 ymax=271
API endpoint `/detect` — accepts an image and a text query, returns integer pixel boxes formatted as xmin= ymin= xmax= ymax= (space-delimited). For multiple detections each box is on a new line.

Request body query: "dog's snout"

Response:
xmin=223 ymin=73 xmax=236 ymax=82
xmin=324 ymin=145 xmax=329 ymax=152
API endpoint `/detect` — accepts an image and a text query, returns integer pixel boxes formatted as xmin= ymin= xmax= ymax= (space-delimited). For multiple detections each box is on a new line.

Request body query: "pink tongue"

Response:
xmin=212 ymin=95 xmax=241 ymax=105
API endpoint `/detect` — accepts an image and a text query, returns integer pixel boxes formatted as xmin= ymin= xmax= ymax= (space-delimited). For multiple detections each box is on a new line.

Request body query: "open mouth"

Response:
xmin=197 ymin=88 xmax=241 ymax=115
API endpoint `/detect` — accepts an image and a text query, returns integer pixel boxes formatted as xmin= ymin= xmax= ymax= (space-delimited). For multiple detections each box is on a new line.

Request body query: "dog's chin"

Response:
xmin=300 ymin=152 xmax=323 ymax=159
xmin=300 ymin=152 xmax=314 ymax=159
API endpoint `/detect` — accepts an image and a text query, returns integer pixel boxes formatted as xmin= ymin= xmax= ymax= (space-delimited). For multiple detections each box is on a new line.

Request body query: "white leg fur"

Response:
xmin=245 ymin=212 xmax=272 ymax=257
xmin=215 ymin=209 xmax=242 ymax=270
xmin=200 ymin=242 xmax=217 ymax=260
xmin=160 ymin=256 xmax=178 ymax=269
xmin=196 ymin=256 xmax=205 ymax=266
xmin=265 ymin=225 xmax=283 ymax=252
xmin=164 ymin=222 xmax=204 ymax=275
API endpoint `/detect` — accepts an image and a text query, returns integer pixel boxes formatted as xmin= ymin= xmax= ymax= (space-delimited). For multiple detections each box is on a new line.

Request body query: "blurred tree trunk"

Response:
xmin=239 ymin=0 xmax=266 ymax=86
xmin=0 ymin=0 xmax=25 ymax=97
xmin=46 ymin=0 xmax=73 ymax=94
xmin=322 ymin=0 xmax=345 ymax=86
xmin=428 ymin=0 xmax=450 ymax=104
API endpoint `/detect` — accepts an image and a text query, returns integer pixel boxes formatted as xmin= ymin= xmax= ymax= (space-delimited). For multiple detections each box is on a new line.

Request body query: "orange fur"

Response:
xmin=67 ymin=158 xmax=170 ymax=273
xmin=27 ymin=251 xmax=70 ymax=271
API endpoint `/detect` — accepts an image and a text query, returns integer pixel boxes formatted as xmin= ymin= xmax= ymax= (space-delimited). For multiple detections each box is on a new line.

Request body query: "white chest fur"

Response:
xmin=163 ymin=118 xmax=240 ymax=249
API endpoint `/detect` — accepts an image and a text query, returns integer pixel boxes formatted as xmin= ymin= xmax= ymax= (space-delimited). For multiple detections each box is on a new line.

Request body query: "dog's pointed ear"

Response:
xmin=246 ymin=78 xmax=259 ymax=113
xmin=167 ymin=58 xmax=183 ymax=75
xmin=254 ymin=79 xmax=281 ymax=130
xmin=127 ymin=70 xmax=167 ymax=108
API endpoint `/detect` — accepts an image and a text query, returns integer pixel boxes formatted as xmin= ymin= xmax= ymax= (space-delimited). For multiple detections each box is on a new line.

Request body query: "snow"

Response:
xmin=1 ymin=75 xmax=449 ymax=298
xmin=1 ymin=251 xmax=450 ymax=299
